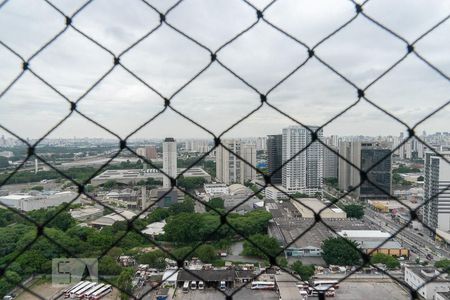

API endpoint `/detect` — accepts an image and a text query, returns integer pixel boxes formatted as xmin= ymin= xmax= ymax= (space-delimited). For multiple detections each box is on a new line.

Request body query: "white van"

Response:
xmin=182 ymin=281 xmax=189 ymax=293
xmin=190 ymin=281 xmax=197 ymax=290
xmin=198 ymin=281 xmax=204 ymax=290
xmin=220 ymin=281 xmax=226 ymax=291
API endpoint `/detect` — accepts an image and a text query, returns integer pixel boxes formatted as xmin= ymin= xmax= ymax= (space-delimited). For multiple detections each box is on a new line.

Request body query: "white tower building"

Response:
xmin=282 ymin=125 xmax=323 ymax=195
xmin=163 ymin=138 xmax=177 ymax=188
xmin=423 ymin=151 xmax=450 ymax=232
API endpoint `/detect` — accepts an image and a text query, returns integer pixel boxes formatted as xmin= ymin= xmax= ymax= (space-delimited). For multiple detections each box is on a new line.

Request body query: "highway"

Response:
xmin=364 ymin=208 xmax=450 ymax=261
xmin=324 ymin=185 xmax=449 ymax=262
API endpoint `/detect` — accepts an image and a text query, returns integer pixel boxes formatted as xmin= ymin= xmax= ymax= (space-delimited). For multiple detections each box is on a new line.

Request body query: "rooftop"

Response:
xmin=338 ymin=230 xmax=391 ymax=239
xmin=141 ymin=220 xmax=166 ymax=236
xmin=291 ymin=198 xmax=346 ymax=219
xmin=90 ymin=210 xmax=137 ymax=226
xmin=359 ymin=240 xmax=404 ymax=249
xmin=437 ymin=291 xmax=450 ymax=300
xmin=407 ymin=266 xmax=450 ymax=283
xmin=177 ymin=269 xmax=235 ymax=282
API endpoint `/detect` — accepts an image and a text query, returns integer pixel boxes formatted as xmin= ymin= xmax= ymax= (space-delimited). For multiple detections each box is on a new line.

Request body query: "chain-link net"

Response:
xmin=0 ymin=0 xmax=449 ymax=299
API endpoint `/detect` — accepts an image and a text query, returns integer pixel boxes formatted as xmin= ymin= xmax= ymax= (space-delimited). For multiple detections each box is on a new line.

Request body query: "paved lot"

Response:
xmin=176 ymin=287 xmax=278 ymax=300
xmin=335 ymin=281 xmax=409 ymax=300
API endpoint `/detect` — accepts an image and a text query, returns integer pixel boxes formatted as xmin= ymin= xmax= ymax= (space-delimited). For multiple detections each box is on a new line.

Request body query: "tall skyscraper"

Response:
xmin=163 ymin=138 xmax=177 ymax=188
xmin=338 ymin=141 xmax=361 ymax=192
xmin=282 ymin=125 xmax=323 ymax=195
xmin=323 ymin=145 xmax=338 ymax=179
xmin=422 ymin=151 xmax=450 ymax=232
xmin=216 ymin=139 xmax=256 ymax=184
xmin=360 ymin=142 xmax=392 ymax=200
xmin=338 ymin=142 xmax=391 ymax=200
xmin=267 ymin=135 xmax=282 ymax=184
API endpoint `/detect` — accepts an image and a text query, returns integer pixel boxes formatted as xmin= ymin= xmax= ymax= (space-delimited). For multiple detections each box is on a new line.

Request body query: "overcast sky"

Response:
xmin=0 ymin=0 xmax=449 ymax=140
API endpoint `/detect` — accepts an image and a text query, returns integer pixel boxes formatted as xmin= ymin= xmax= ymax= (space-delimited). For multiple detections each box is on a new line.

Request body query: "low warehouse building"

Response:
xmin=0 ymin=191 xmax=80 ymax=211
xmin=91 ymin=167 xmax=211 ymax=186
xmin=177 ymin=269 xmax=235 ymax=288
xmin=360 ymin=240 xmax=409 ymax=257
xmin=291 ymin=198 xmax=346 ymax=219
xmin=338 ymin=230 xmax=408 ymax=257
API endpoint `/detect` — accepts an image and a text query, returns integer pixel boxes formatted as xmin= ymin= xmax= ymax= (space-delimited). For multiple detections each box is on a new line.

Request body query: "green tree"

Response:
xmin=27 ymin=208 xmax=76 ymax=231
xmin=168 ymin=198 xmax=195 ymax=215
xmin=164 ymin=213 xmax=205 ymax=243
xmin=435 ymin=259 xmax=450 ymax=272
xmin=137 ymin=250 xmax=166 ymax=269
xmin=291 ymin=261 xmax=315 ymax=280
xmin=177 ymin=176 xmax=206 ymax=191
xmin=0 ymin=225 xmax=31 ymax=256
xmin=242 ymin=234 xmax=280 ymax=259
xmin=146 ymin=208 xmax=170 ymax=223
xmin=195 ymin=245 xmax=217 ymax=263
xmin=207 ymin=197 xmax=224 ymax=211
xmin=324 ymin=177 xmax=338 ymax=189
xmin=322 ymin=237 xmax=361 ymax=266
xmin=102 ymin=180 xmax=119 ymax=189
xmin=343 ymin=204 xmax=364 ymax=219
xmin=30 ymin=185 xmax=44 ymax=191
xmin=99 ymin=256 xmax=122 ymax=275
xmin=276 ymin=257 xmax=288 ymax=268
xmin=292 ymin=192 xmax=309 ymax=198
xmin=117 ymin=268 xmax=134 ymax=300
xmin=172 ymin=246 xmax=193 ymax=261
xmin=0 ymin=271 xmax=21 ymax=298
xmin=370 ymin=253 xmax=400 ymax=269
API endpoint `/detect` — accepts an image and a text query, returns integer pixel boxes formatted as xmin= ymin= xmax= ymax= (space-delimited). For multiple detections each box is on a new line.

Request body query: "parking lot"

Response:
xmin=335 ymin=281 xmax=409 ymax=300
xmin=176 ymin=287 xmax=278 ymax=300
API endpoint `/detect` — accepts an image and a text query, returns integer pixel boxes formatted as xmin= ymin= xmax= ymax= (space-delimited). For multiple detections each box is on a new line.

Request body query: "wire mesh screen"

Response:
xmin=0 ymin=0 xmax=449 ymax=299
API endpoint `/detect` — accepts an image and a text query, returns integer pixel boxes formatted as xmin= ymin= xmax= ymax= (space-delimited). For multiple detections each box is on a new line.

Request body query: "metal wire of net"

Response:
xmin=0 ymin=0 xmax=449 ymax=299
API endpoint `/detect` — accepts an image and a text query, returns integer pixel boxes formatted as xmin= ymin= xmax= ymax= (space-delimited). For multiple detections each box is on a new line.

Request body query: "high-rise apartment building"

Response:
xmin=267 ymin=135 xmax=282 ymax=184
xmin=422 ymin=152 xmax=450 ymax=232
xmin=338 ymin=141 xmax=361 ymax=192
xmin=339 ymin=142 xmax=391 ymax=200
xmin=184 ymin=139 xmax=211 ymax=153
xmin=216 ymin=140 xmax=256 ymax=184
xmin=136 ymin=145 xmax=158 ymax=160
xmin=162 ymin=138 xmax=177 ymax=188
xmin=323 ymin=145 xmax=338 ymax=179
xmin=256 ymin=137 xmax=267 ymax=151
xmin=281 ymin=125 xmax=323 ymax=195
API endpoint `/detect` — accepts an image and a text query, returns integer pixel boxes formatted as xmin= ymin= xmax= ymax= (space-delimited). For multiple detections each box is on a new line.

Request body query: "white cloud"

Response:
xmin=0 ymin=0 xmax=449 ymax=139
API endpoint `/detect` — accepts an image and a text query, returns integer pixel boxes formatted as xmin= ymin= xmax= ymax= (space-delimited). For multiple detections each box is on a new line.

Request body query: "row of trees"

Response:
xmin=342 ymin=204 xmax=364 ymax=219
xmin=162 ymin=209 xmax=272 ymax=243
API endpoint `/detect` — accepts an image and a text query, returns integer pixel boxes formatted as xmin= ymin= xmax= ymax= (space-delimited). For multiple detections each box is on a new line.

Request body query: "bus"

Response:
xmin=90 ymin=285 xmax=112 ymax=300
xmin=313 ymin=280 xmax=339 ymax=289
xmin=75 ymin=282 xmax=97 ymax=298
xmin=68 ymin=281 xmax=91 ymax=298
xmin=250 ymin=281 xmax=275 ymax=290
xmin=64 ymin=281 xmax=86 ymax=298
xmin=182 ymin=281 xmax=189 ymax=293
xmin=82 ymin=283 xmax=104 ymax=299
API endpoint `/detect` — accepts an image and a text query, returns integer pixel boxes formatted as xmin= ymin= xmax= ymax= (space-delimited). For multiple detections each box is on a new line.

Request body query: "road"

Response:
xmin=324 ymin=185 xmax=449 ymax=263
xmin=364 ymin=208 xmax=450 ymax=261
